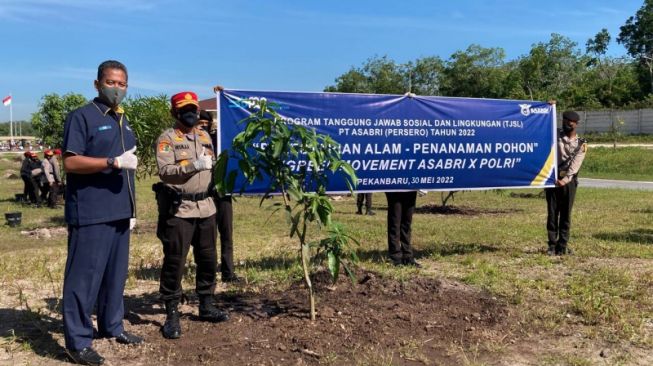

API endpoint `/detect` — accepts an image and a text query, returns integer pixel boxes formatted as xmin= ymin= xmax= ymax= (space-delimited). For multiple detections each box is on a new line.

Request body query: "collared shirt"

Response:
xmin=20 ymin=157 xmax=31 ymax=178
xmin=156 ymin=127 xmax=216 ymax=218
xmin=42 ymin=157 xmax=61 ymax=184
xmin=557 ymin=132 xmax=587 ymax=184
xmin=63 ymin=98 xmax=136 ymax=226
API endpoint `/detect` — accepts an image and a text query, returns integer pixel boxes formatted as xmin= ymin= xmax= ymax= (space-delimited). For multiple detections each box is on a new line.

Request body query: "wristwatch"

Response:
xmin=107 ymin=157 xmax=115 ymax=168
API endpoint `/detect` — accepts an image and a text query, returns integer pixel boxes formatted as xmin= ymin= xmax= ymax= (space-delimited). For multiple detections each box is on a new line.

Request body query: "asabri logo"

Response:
xmin=228 ymin=96 xmax=266 ymax=110
xmin=228 ymin=96 xmax=289 ymax=110
xmin=519 ymin=103 xmax=550 ymax=116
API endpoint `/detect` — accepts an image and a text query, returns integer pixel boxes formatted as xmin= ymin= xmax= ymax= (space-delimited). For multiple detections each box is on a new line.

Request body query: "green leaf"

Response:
xmin=287 ymin=186 xmax=302 ymax=201
xmin=327 ymin=251 xmax=339 ymax=282
xmin=343 ymin=263 xmax=356 ymax=284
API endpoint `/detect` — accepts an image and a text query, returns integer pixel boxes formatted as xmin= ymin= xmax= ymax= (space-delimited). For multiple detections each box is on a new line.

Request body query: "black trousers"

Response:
xmin=356 ymin=193 xmax=372 ymax=211
xmin=22 ymin=175 xmax=41 ymax=204
xmin=216 ymin=196 xmax=235 ymax=279
xmin=47 ymin=183 xmax=59 ymax=208
xmin=385 ymin=191 xmax=417 ymax=263
xmin=545 ymin=179 xmax=577 ymax=248
xmin=159 ymin=215 xmax=217 ymax=301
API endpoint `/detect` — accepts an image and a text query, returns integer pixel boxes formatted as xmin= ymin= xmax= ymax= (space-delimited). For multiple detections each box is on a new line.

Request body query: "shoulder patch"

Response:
xmin=582 ymin=143 xmax=587 ymax=153
xmin=158 ymin=140 xmax=172 ymax=153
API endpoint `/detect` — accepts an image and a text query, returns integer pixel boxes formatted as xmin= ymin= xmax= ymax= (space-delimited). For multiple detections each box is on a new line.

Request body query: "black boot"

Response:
xmin=356 ymin=206 xmax=363 ymax=215
xmin=199 ymin=295 xmax=229 ymax=322
xmin=556 ymin=244 xmax=572 ymax=256
xmin=547 ymin=244 xmax=556 ymax=256
xmin=162 ymin=300 xmax=181 ymax=339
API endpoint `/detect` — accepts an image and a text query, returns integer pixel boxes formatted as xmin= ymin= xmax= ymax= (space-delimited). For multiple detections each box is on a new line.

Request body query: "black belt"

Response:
xmin=181 ymin=191 xmax=210 ymax=201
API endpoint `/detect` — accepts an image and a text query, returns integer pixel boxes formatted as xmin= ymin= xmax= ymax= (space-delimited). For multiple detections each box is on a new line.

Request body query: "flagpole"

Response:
xmin=9 ymin=93 xmax=13 ymax=148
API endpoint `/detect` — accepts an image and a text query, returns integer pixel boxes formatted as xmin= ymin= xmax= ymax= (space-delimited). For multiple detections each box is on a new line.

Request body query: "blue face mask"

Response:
xmin=178 ymin=110 xmax=199 ymax=128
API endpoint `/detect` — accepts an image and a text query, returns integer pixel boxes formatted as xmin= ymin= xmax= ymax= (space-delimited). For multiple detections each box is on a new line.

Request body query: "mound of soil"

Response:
xmin=105 ymin=270 xmax=515 ymax=365
xmin=415 ymin=204 xmax=521 ymax=216
xmin=509 ymin=192 xmax=545 ymax=199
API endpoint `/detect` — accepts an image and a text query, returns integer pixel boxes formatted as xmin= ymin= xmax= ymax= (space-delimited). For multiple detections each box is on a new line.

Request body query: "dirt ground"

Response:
xmin=2 ymin=267 xmax=652 ymax=365
xmin=1 ymin=268 xmax=519 ymax=366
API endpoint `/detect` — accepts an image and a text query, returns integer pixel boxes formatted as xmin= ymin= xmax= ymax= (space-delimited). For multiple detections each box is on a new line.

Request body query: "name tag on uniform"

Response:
xmin=98 ymin=125 xmax=112 ymax=131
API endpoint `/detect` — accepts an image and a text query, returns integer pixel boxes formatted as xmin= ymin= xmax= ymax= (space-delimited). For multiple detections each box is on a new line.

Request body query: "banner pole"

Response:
xmin=216 ymin=89 xmax=221 ymax=153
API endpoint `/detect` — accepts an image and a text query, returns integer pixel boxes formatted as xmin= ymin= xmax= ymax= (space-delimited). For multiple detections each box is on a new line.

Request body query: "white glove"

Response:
xmin=129 ymin=218 xmax=136 ymax=231
xmin=192 ymin=148 xmax=213 ymax=171
xmin=417 ymin=189 xmax=428 ymax=197
xmin=115 ymin=146 xmax=138 ymax=171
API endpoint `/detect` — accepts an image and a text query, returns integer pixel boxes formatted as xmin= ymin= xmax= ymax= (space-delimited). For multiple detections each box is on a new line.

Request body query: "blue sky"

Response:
xmin=0 ymin=0 xmax=644 ymax=121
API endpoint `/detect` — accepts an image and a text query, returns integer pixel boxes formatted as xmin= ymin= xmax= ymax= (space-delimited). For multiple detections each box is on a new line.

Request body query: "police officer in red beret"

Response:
xmin=546 ymin=110 xmax=587 ymax=255
xmin=42 ymin=149 xmax=62 ymax=208
xmin=155 ymin=91 xmax=229 ymax=340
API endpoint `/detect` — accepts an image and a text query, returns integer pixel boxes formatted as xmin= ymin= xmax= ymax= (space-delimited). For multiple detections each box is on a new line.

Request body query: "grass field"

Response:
xmin=582 ymin=147 xmax=653 ymax=181
xmin=0 ymin=151 xmax=652 ymax=365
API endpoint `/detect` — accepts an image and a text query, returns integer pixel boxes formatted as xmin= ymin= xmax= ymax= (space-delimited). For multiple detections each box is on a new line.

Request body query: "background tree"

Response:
xmin=404 ymin=56 xmax=445 ymax=96
xmin=0 ymin=121 xmax=34 ymax=136
xmin=618 ymin=0 xmax=653 ymax=94
xmin=441 ymin=44 xmax=510 ymax=98
xmin=122 ymin=95 xmax=172 ymax=177
xmin=516 ymin=34 xmax=586 ymax=108
xmin=586 ymin=29 xmax=640 ymax=107
xmin=31 ymin=93 xmax=87 ymax=148
xmin=325 ymin=56 xmax=407 ymax=94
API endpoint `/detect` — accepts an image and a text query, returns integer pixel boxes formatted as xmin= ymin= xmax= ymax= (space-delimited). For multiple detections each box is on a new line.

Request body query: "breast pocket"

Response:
xmin=88 ymin=124 xmax=118 ymax=157
xmin=173 ymin=144 xmax=193 ymax=163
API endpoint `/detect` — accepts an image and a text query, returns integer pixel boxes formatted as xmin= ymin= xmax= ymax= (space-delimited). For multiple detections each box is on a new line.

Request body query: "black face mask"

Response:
xmin=178 ymin=111 xmax=199 ymax=128
xmin=562 ymin=123 xmax=573 ymax=133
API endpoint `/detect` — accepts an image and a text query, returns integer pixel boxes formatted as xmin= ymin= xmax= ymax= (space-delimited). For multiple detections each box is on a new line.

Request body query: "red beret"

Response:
xmin=171 ymin=92 xmax=199 ymax=110
xmin=54 ymin=148 xmax=62 ymax=155
xmin=44 ymin=149 xmax=53 ymax=156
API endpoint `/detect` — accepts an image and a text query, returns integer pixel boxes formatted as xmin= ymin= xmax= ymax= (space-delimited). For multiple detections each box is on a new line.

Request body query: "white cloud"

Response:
xmin=0 ymin=0 xmax=157 ymax=20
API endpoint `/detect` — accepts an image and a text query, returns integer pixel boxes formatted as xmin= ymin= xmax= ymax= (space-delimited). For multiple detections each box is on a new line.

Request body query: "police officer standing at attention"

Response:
xmin=386 ymin=191 xmax=421 ymax=267
xmin=199 ymin=106 xmax=240 ymax=283
xmin=42 ymin=149 xmax=62 ymax=208
xmin=155 ymin=91 xmax=229 ymax=340
xmin=546 ymin=110 xmax=587 ymax=256
xmin=62 ymin=60 xmax=142 ymax=366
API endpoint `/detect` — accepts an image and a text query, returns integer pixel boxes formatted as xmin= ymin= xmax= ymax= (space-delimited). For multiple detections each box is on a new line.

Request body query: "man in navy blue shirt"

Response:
xmin=62 ymin=60 xmax=143 ymax=366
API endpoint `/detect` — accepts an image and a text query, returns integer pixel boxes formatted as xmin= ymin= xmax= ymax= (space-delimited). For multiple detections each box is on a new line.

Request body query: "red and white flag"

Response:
xmin=2 ymin=95 xmax=11 ymax=106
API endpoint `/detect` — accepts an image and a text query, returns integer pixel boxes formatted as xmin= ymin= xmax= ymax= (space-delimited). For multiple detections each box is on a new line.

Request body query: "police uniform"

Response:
xmin=62 ymin=98 xmax=136 ymax=351
xmin=385 ymin=191 xmax=420 ymax=266
xmin=155 ymin=92 xmax=227 ymax=340
xmin=156 ymin=125 xmax=217 ymax=300
xmin=356 ymin=193 xmax=374 ymax=215
xmin=20 ymin=152 xmax=43 ymax=205
xmin=545 ymin=111 xmax=587 ymax=255
xmin=42 ymin=150 xmax=62 ymax=207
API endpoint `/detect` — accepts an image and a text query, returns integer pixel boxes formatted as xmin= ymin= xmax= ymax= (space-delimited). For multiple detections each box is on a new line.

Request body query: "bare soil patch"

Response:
xmin=1 ymin=270 xmax=515 ymax=365
xmin=415 ymin=204 xmax=521 ymax=216
xmin=119 ymin=270 xmax=512 ymax=365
